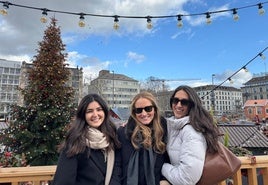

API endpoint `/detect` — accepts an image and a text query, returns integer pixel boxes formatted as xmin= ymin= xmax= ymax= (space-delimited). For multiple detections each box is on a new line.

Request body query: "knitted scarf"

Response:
xmin=127 ymin=131 xmax=156 ymax=185
xmin=87 ymin=127 xmax=115 ymax=185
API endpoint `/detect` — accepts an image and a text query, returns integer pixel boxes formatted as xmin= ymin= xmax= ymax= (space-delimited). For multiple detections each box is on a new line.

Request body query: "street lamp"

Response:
xmin=112 ymin=70 xmax=115 ymax=108
xmin=211 ymin=74 xmax=216 ymax=113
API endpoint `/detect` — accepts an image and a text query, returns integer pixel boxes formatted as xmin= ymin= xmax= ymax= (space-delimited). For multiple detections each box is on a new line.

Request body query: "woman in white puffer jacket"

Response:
xmin=161 ymin=85 xmax=220 ymax=185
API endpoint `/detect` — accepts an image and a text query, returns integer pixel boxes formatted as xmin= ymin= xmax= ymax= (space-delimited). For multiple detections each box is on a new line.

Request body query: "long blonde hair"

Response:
xmin=130 ymin=91 xmax=166 ymax=154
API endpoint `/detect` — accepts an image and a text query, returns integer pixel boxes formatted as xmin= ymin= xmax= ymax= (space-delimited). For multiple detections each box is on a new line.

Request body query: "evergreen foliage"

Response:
xmin=0 ymin=18 xmax=75 ymax=166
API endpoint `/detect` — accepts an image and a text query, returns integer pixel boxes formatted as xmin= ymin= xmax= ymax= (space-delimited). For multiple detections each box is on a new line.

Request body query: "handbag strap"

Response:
xmin=179 ymin=123 xmax=190 ymax=130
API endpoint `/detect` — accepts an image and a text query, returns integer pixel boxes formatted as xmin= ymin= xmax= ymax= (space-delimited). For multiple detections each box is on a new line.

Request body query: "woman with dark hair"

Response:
xmin=52 ymin=94 xmax=121 ymax=185
xmin=117 ymin=91 xmax=170 ymax=185
xmin=161 ymin=85 xmax=220 ymax=185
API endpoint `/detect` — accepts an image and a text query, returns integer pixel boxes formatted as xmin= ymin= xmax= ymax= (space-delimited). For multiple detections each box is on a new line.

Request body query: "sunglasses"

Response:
xmin=171 ymin=97 xmax=192 ymax=106
xmin=133 ymin=105 xmax=154 ymax=114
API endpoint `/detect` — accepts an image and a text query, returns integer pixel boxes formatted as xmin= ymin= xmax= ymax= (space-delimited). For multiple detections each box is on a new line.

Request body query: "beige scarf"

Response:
xmin=87 ymin=127 xmax=115 ymax=185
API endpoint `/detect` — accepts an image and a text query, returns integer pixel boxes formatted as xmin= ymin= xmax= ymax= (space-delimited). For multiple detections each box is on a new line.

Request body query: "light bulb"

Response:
xmin=40 ymin=9 xmax=48 ymax=23
xmin=177 ymin=15 xmax=183 ymax=28
xmin=228 ymin=78 xmax=234 ymax=84
xmin=259 ymin=53 xmax=266 ymax=60
xmin=113 ymin=16 xmax=119 ymax=30
xmin=232 ymin=9 xmax=239 ymax=21
xmin=258 ymin=3 xmax=265 ymax=15
xmin=78 ymin=14 xmax=85 ymax=27
xmin=206 ymin=13 xmax=212 ymax=24
xmin=0 ymin=2 xmax=9 ymax=16
xmin=243 ymin=66 xmax=248 ymax=72
xmin=146 ymin=17 xmax=152 ymax=29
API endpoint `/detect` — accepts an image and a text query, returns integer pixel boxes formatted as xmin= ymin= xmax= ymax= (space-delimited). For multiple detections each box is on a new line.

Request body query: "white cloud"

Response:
xmin=127 ymin=51 xmax=145 ymax=64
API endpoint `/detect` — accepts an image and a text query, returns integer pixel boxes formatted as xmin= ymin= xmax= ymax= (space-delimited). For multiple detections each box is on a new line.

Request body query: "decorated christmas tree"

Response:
xmin=0 ymin=18 xmax=75 ymax=166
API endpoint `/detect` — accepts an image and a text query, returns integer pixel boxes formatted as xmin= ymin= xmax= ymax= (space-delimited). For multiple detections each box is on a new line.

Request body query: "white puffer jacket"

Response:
xmin=161 ymin=116 xmax=207 ymax=185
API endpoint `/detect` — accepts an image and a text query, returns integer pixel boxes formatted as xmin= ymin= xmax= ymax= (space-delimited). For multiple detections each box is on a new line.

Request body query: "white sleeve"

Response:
xmin=162 ymin=126 xmax=207 ymax=185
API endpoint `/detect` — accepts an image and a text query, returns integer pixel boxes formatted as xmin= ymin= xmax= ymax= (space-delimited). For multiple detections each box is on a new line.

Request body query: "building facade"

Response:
xmin=241 ymin=74 xmax=268 ymax=103
xmin=0 ymin=59 xmax=21 ymax=120
xmin=0 ymin=60 xmax=83 ymax=119
xmin=194 ymin=85 xmax=243 ymax=116
xmin=88 ymin=70 xmax=140 ymax=108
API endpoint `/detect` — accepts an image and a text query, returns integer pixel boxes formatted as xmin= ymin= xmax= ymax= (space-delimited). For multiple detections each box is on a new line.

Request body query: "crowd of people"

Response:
xmin=52 ymin=85 xmax=221 ymax=185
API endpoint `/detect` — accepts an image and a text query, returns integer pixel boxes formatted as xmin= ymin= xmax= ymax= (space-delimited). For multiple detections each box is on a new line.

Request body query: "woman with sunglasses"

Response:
xmin=161 ymin=85 xmax=220 ymax=185
xmin=117 ymin=91 xmax=170 ymax=185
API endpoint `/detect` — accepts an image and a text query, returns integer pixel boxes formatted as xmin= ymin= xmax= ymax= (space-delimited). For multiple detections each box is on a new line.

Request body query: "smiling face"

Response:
xmin=85 ymin=101 xmax=105 ymax=128
xmin=134 ymin=97 xmax=155 ymax=125
xmin=172 ymin=89 xmax=191 ymax=119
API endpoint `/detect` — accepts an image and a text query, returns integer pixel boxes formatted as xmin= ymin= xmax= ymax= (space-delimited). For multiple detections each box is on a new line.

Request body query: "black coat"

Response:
xmin=117 ymin=117 xmax=169 ymax=185
xmin=52 ymin=148 xmax=121 ymax=185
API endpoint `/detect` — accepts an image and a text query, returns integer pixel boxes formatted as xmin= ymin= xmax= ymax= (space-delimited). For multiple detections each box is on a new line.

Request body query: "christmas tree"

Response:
xmin=0 ymin=18 xmax=75 ymax=166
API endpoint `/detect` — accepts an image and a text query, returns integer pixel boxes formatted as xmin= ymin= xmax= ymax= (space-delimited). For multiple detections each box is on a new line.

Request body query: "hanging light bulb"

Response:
xmin=113 ymin=16 xmax=119 ymax=30
xmin=146 ymin=16 xmax=153 ymax=29
xmin=206 ymin=12 xmax=212 ymax=24
xmin=228 ymin=78 xmax=234 ymax=84
xmin=177 ymin=15 xmax=183 ymax=28
xmin=40 ymin=9 xmax=48 ymax=23
xmin=243 ymin=66 xmax=248 ymax=72
xmin=78 ymin=13 xmax=85 ymax=27
xmin=0 ymin=2 xmax=9 ymax=16
xmin=232 ymin=9 xmax=239 ymax=21
xmin=259 ymin=53 xmax=266 ymax=60
xmin=258 ymin=3 xmax=265 ymax=15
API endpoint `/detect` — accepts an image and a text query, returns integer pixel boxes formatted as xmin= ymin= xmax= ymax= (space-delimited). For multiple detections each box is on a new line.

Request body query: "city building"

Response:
xmin=244 ymin=99 xmax=268 ymax=122
xmin=194 ymin=85 xmax=243 ymax=116
xmin=88 ymin=70 xmax=140 ymax=108
xmin=0 ymin=59 xmax=21 ymax=120
xmin=241 ymin=74 xmax=268 ymax=103
xmin=0 ymin=59 xmax=83 ymax=119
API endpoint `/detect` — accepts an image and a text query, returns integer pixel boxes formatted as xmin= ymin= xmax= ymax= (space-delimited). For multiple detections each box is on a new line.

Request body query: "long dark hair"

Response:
xmin=59 ymin=94 xmax=120 ymax=157
xmin=170 ymin=85 xmax=220 ymax=153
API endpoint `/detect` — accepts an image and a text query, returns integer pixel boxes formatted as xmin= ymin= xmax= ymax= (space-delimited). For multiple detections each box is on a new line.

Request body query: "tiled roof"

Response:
xmin=244 ymin=75 xmax=268 ymax=85
xmin=244 ymin=99 xmax=268 ymax=107
xmin=218 ymin=124 xmax=268 ymax=148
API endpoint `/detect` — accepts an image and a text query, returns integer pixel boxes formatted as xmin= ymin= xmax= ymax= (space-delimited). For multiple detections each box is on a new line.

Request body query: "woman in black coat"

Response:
xmin=117 ymin=91 xmax=170 ymax=185
xmin=52 ymin=94 xmax=121 ymax=185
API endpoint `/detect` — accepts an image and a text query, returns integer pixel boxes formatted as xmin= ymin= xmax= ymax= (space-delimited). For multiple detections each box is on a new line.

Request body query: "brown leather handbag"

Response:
xmin=197 ymin=142 xmax=241 ymax=185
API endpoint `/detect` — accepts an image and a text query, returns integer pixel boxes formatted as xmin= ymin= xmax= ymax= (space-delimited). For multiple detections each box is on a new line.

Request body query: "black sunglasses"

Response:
xmin=133 ymin=105 xmax=154 ymax=114
xmin=171 ymin=97 xmax=192 ymax=106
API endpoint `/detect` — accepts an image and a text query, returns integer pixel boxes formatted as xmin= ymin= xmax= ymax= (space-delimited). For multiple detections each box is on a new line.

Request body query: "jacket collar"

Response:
xmin=167 ymin=116 xmax=190 ymax=130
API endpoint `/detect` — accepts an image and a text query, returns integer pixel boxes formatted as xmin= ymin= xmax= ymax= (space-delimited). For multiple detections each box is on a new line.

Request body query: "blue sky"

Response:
xmin=0 ymin=0 xmax=268 ymax=89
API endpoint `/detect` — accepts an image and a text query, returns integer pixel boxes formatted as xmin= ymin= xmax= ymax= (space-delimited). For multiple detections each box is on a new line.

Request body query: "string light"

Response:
xmin=40 ymin=9 xmax=48 ymax=23
xmin=243 ymin=66 xmax=248 ymax=72
xmin=78 ymin=13 xmax=85 ymax=27
xmin=0 ymin=1 xmax=267 ymax=29
xmin=113 ymin=15 xmax=119 ymax=30
xmin=177 ymin=15 xmax=183 ymax=28
xmin=146 ymin=16 xmax=152 ymax=29
xmin=228 ymin=78 xmax=234 ymax=84
xmin=205 ymin=12 xmax=212 ymax=24
xmin=201 ymin=47 xmax=268 ymax=100
xmin=259 ymin=53 xmax=266 ymax=60
xmin=0 ymin=1 xmax=9 ymax=16
xmin=258 ymin=3 xmax=265 ymax=15
xmin=232 ymin=9 xmax=239 ymax=21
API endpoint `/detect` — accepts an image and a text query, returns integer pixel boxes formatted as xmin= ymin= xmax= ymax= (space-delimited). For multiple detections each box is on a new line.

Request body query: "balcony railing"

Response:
xmin=0 ymin=155 xmax=267 ymax=185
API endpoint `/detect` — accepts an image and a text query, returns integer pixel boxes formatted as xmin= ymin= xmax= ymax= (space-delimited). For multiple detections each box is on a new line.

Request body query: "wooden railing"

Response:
xmin=0 ymin=155 xmax=267 ymax=185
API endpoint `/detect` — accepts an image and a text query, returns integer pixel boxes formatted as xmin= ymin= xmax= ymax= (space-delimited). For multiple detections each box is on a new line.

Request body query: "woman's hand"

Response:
xmin=160 ymin=180 xmax=171 ymax=185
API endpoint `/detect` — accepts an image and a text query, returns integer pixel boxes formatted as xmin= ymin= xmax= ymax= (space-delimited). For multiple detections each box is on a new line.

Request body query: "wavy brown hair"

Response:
xmin=130 ymin=91 xmax=166 ymax=154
